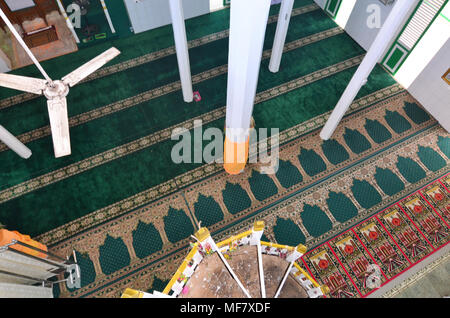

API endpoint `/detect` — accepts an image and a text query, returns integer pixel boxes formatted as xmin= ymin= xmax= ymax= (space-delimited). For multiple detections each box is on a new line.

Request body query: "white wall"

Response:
xmin=210 ymin=0 xmax=225 ymax=12
xmin=343 ymin=0 xmax=398 ymax=51
xmin=397 ymin=3 xmax=450 ymax=132
xmin=313 ymin=1 xmax=449 ymax=132
xmin=313 ymin=0 xmax=418 ymax=58
xmin=314 ymin=0 xmax=326 ymax=9
xmin=407 ymin=40 xmax=450 ymax=131
xmin=4 ymin=0 xmax=35 ymax=12
xmin=124 ymin=0 xmax=210 ymax=34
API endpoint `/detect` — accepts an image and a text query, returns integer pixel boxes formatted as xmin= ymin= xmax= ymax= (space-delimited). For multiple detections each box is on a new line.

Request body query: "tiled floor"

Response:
xmin=395 ymin=256 xmax=449 ymax=298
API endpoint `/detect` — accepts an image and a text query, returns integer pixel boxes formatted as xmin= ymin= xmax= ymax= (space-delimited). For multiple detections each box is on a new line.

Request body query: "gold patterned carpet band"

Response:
xmin=34 ymin=81 xmax=404 ymax=247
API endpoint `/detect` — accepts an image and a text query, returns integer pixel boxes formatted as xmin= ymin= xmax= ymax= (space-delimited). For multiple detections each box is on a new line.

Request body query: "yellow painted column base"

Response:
xmin=223 ymin=136 xmax=249 ymax=175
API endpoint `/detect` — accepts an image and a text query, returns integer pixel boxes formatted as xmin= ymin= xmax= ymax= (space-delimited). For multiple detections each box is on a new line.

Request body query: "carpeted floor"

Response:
xmin=302 ymin=174 xmax=450 ymax=298
xmin=0 ymin=0 xmax=448 ymax=298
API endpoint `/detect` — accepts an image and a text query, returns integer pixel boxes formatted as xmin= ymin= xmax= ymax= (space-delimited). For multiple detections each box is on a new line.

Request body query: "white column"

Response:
xmin=56 ymin=0 xmax=80 ymax=43
xmin=320 ymin=0 xmax=417 ymax=140
xmin=168 ymin=0 xmax=193 ymax=103
xmin=100 ymin=0 xmax=116 ymax=34
xmin=0 ymin=125 xmax=32 ymax=159
xmin=225 ymin=0 xmax=271 ymax=142
xmin=269 ymin=0 xmax=295 ymax=73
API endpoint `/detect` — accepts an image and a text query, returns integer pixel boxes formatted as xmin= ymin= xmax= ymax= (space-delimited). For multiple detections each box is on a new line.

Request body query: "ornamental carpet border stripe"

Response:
xmin=189 ymin=126 xmax=449 ymax=246
xmin=0 ymin=54 xmax=364 ymax=204
xmin=35 ymin=81 xmax=403 ymax=246
xmin=62 ymin=171 xmax=450 ymax=298
xmin=0 ymin=27 xmax=343 ymax=153
xmin=0 ymin=3 xmax=320 ymax=110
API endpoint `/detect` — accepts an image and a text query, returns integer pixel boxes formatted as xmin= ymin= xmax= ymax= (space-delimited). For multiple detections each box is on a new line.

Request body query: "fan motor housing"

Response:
xmin=43 ymin=80 xmax=69 ymax=100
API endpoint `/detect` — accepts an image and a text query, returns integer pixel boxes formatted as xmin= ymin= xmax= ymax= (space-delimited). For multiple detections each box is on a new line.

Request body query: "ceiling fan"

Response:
xmin=0 ymin=9 xmax=120 ymax=158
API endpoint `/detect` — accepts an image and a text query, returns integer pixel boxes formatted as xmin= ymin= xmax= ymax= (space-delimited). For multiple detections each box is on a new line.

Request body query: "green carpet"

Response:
xmin=0 ymin=0 xmax=447 ymax=298
xmin=0 ymin=0 xmax=394 ymax=235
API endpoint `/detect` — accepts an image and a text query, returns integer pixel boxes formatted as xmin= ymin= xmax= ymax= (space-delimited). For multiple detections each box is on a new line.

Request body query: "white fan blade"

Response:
xmin=47 ymin=97 xmax=71 ymax=158
xmin=0 ymin=73 xmax=47 ymax=95
xmin=62 ymin=47 xmax=121 ymax=87
xmin=0 ymin=125 xmax=32 ymax=159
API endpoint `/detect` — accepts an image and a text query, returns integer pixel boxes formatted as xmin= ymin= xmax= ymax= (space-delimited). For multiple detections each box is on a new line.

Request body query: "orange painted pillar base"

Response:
xmin=223 ymin=136 xmax=249 ymax=175
xmin=0 ymin=229 xmax=48 ymax=259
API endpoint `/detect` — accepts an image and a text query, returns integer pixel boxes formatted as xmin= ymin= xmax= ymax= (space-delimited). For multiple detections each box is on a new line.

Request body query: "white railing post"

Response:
xmin=274 ymin=244 xmax=307 ymax=298
xmin=250 ymin=221 xmax=266 ymax=298
xmin=195 ymin=227 xmax=252 ymax=298
xmin=269 ymin=0 xmax=295 ymax=73
xmin=100 ymin=0 xmax=116 ymax=34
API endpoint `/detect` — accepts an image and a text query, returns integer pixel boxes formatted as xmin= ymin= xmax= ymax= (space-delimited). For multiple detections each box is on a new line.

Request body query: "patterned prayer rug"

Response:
xmin=301 ymin=174 xmax=449 ymax=298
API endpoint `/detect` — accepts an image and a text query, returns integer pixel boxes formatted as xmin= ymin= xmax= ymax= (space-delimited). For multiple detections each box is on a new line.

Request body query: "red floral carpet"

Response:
xmin=300 ymin=173 xmax=450 ymax=298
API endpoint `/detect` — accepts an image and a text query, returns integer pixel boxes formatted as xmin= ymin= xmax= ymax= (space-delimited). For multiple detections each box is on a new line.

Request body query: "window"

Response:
xmin=382 ymin=0 xmax=447 ymax=75
xmin=325 ymin=0 xmax=342 ymax=18
xmin=4 ymin=0 xmax=36 ymax=12
xmin=398 ymin=0 xmax=446 ymax=50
